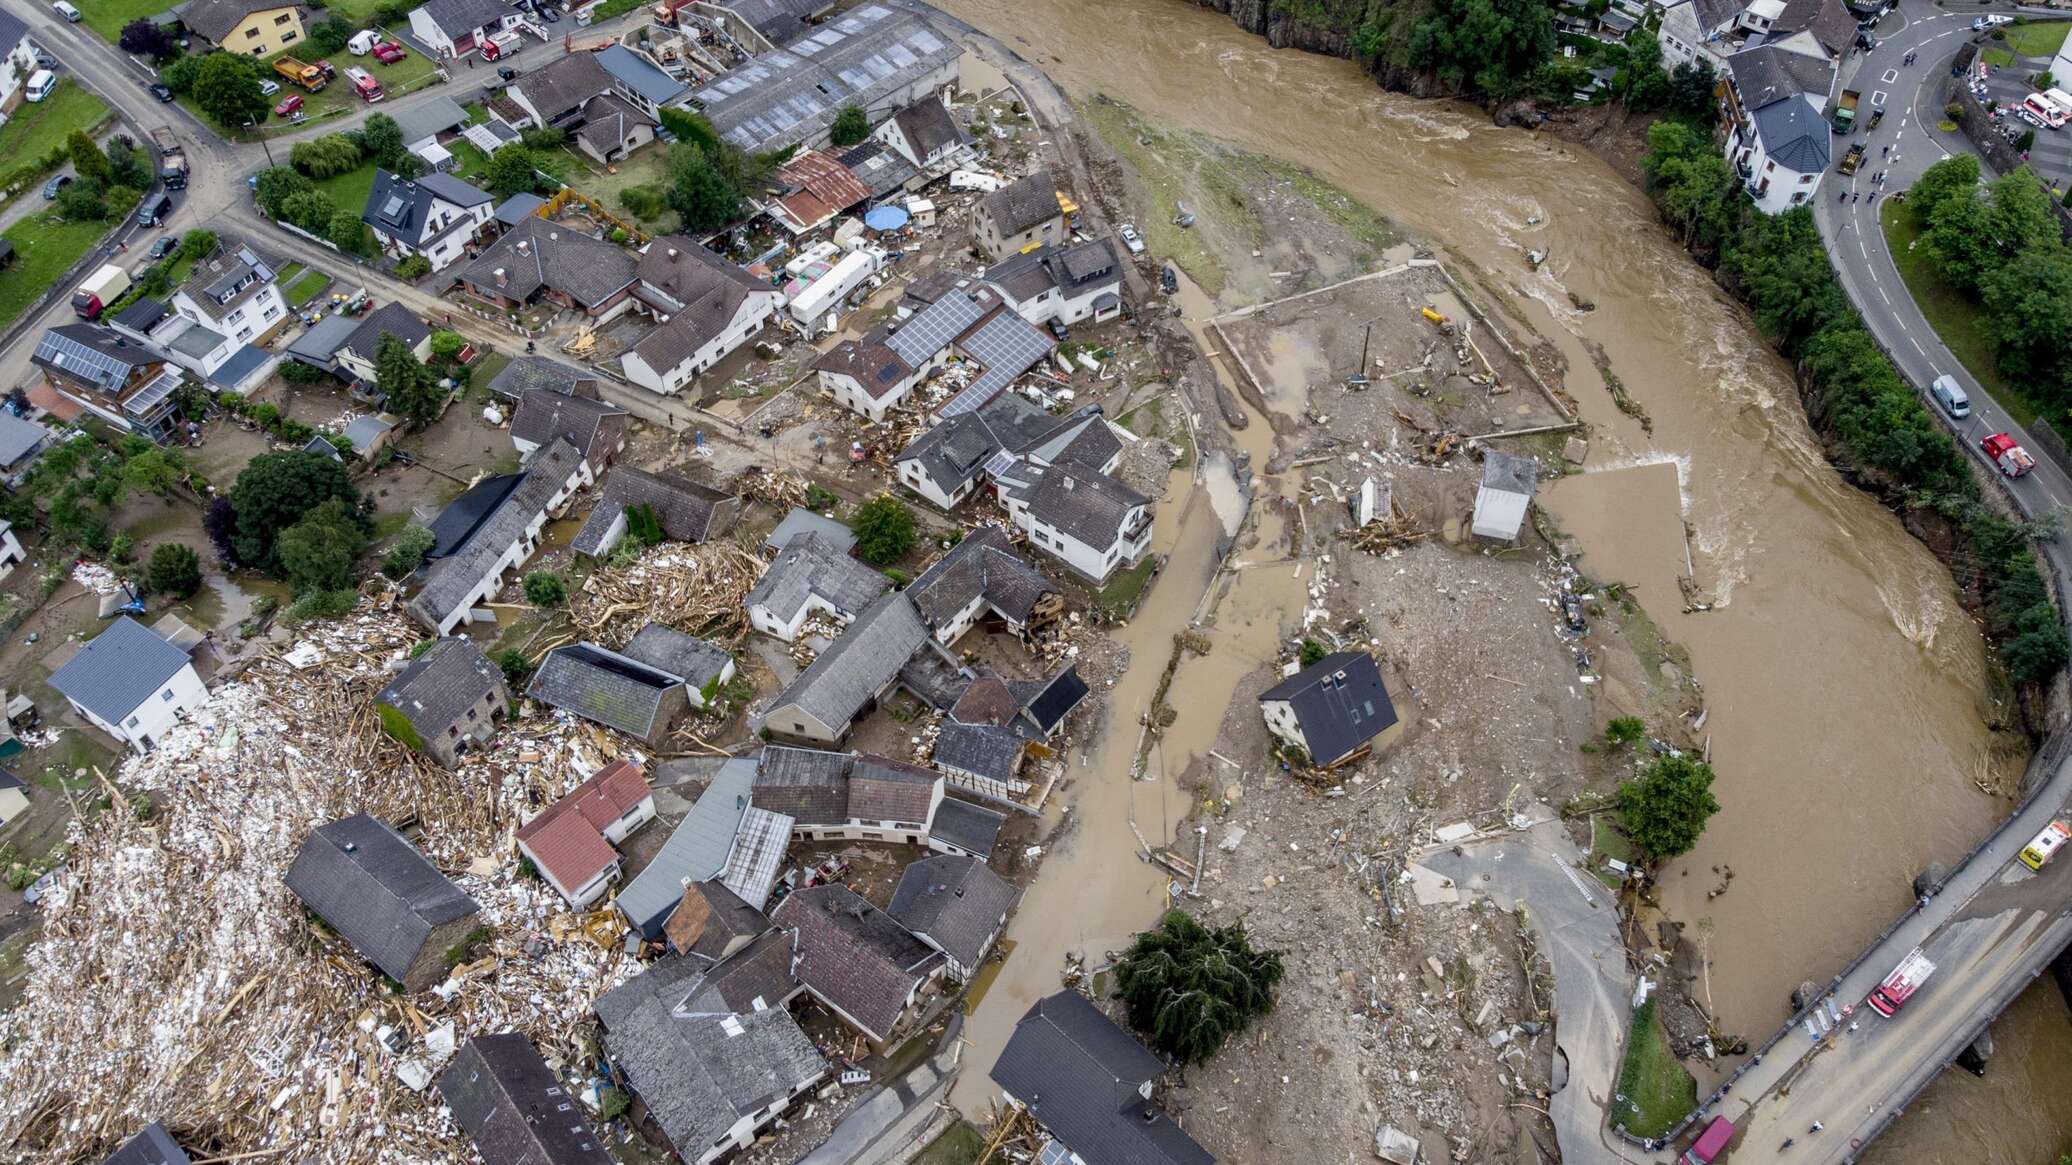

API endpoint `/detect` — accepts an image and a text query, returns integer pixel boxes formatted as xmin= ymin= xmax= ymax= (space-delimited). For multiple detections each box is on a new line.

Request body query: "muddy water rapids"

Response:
xmin=930 ymin=0 xmax=2072 ymax=1156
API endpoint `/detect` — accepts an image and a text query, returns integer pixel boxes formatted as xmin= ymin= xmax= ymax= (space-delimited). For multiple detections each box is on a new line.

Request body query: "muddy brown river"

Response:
xmin=930 ymin=0 xmax=2072 ymax=1157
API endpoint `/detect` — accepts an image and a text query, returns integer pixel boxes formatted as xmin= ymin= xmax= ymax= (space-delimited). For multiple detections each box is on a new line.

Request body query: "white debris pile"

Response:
xmin=69 ymin=561 xmax=122 ymax=594
xmin=0 ymin=612 xmax=635 ymax=1164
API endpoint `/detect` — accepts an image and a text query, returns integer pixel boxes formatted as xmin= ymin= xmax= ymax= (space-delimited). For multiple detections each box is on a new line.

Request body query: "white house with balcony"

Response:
xmin=1721 ymin=39 xmax=1835 ymax=214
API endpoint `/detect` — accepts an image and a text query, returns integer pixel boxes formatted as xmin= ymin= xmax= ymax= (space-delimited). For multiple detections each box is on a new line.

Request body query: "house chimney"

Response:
xmin=494 ymin=268 xmax=507 ymax=288
xmin=667 ymin=247 xmax=679 ymax=260
xmin=516 ymin=239 xmax=531 ymax=256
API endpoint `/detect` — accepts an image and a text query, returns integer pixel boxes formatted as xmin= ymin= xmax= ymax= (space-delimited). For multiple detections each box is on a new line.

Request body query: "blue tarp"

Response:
xmin=864 ymin=205 xmax=910 ymax=231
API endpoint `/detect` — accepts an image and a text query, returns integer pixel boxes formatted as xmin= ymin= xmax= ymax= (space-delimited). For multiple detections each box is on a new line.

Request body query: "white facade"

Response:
xmin=0 ymin=522 xmax=22 ymax=581
xmin=372 ymin=195 xmax=496 ymax=272
xmin=620 ymin=290 xmax=782 ymax=394
xmin=816 ymin=365 xmax=914 ymax=423
xmin=895 ymin=455 xmax=975 ymax=511
xmin=1727 ymin=116 xmax=1823 ymax=214
xmin=517 ymin=790 xmax=657 ymax=908
xmin=172 ymin=281 xmax=288 ymax=349
xmin=0 ymin=28 xmax=34 ymax=111
xmin=338 ymin=329 xmax=432 ymax=384
xmin=690 ymin=1073 xmax=829 ymax=1165
xmin=1003 ymin=494 xmax=1152 ymax=583
xmin=407 ymin=5 xmax=524 ymax=57
xmin=1657 ymin=0 xmax=1732 ymax=72
xmin=789 ymin=789 xmax=944 ymax=848
xmin=749 ymin=591 xmax=852 ymax=643
xmin=432 ymin=458 xmax=595 ymax=635
xmin=69 ymin=662 xmax=208 ymax=754
xmin=1261 ymin=697 xmax=1308 ymax=756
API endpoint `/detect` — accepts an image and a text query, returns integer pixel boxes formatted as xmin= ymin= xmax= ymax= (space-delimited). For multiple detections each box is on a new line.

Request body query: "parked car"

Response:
xmin=258 ymin=78 xmax=280 ymax=96
xmin=497 ymin=66 xmax=518 ymax=81
xmin=148 ymin=236 xmax=178 ymax=260
xmin=539 ymin=6 xmax=560 ymax=20
xmin=1930 ymin=374 xmax=1971 ymax=421
xmin=41 ymin=173 xmax=71 ymax=200
xmin=34 ymin=50 xmax=56 ymax=70
xmin=314 ymin=59 xmax=336 ymax=78
xmin=1119 ymin=222 xmax=1144 ymax=254
xmin=372 ymin=41 xmax=406 ymax=63
xmin=275 ymin=93 xmax=303 ymax=117
xmin=148 ymin=81 xmax=173 ymax=102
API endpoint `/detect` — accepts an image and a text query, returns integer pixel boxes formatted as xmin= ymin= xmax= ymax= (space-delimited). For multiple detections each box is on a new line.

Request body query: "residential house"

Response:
xmin=873 ymin=94 xmax=968 ymax=170
xmin=1470 ymin=450 xmax=1538 ymax=541
xmin=456 ymin=219 xmax=640 ymax=324
xmin=341 ymin=413 xmax=399 ymax=461
xmin=769 ymin=150 xmax=873 ymax=235
xmin=509 ymin=387 xmax=629 ymax=471
xmin=761 ymin=593 xmax=926 ymax=744
xmin=391 ymin=95 xmax=472 ymax=156
xmin=48 ymin=616 xmax=206 ymax=754
xmin=814 ymin=282 xmax=1053 ymax=422
xmin=1658 ymin=0 xmax=1854 ymax=72
xmin=436 ymin=1033 xmax=613 ymax=1165
xmin=1258 ymin=651 xmax=1400 ymax=767
xmin=108 ymin=297 xmax=171 ymax=346
xmin=893 ymin=392 xmax=1056 ymax=510
xmin=594 ymin=943 xmax=825 ymax=1164
xmin=182 ymin=0 xmax=307 ymax=57
xmin=622 ymin=239 xmax=783 ymax=395
xmin=744 ymin=530 xmax=889 ymax=641
xmin=0 ymin=770 xmax=27 ymax=827
xmin=595 ymin=44 xmax=690 ymax=117
xmin=409 ymin=0 xmax=527 ymax=58
xmin=281 ymin=313 xmax=361 ymax=379
xmin=0 ymin=520 xmax=22 ymax=581
xmin=618 ymin=756 xmax=761 ymax=936
xmin=810 ymin=335 xmax=917 ymax=423
xmin=527 ymin=641 xmax=694 ymax=747
xmin=1721 ymin=40 xmax=1836 ymax=213
xmin=0 ymin=11 xmax=35 ymax=115
xmin=930 ymin=796 xmax=1008 ymax=861
xmin=516 ymin=758 xmax=657 ymax=908
xmin=508 ymin=51 xmax=617 ymax=129
xmin=887 ymin=854 xmax=1016 ymax=979
xmin=929 ymin=666 xmax=1086 ymax=802
xmin=335 ymin=302 xmax=433 ymax=386
xmin=687 ymin=3 xmax=961 ymax=155
xmin=770 ymin=883 xmax=945 ymax=1046
xmin=31 ymin=324 xmax=183 ymax=442
xmin=765 ymin=506 xmax=855 ymax=555
xmin=407 ymin=437 xmax=593 ymax=634
xmin=0 ymin=411 xmax=53 ymax=487
xmin=996 ymin=460 xmax=1153 ymax=583
xmin=753 ymin=745 xmax=942 ymax=846
xmin=101 ymin=1124 xmax=190 ymax=1165
xmin=362 ymin=170 xmax=498 ymax=272
xmin=840 ymin=139 xmax=919 ymax=199
xmin=664 ymin=879 xmax=770 ymax=962
xmin=974 ymin=171 xmax=1064 ymax=261
xmin=907 ymin=526 xmax=1055 ymax=645
xmin=621 ymin=623 xmax=735 ymax=707
xmin=375 ymin=637 xmax=509 ymax=767
xmin=573 ymin=93 xmax=657 ymax=164
xmin=486 ymin=353 xmax=591 ymax=401
xmin=284 ymin=813 xmax=482 ymax=992
xmin=990 ymin=991 xmax=1214 ymax=1165
xmin=985 ymin=237 xmax=1124 ymax=329
xmin=571 ymin=466 xmax=740 ymax=558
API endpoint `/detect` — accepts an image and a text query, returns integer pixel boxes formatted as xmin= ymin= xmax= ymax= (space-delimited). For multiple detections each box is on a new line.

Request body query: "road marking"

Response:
xmin=1896 ymin=318 xmax=1910 ymax=332
xmin=1873 ymin=88 xmax=1891 ymax=105
xmin=1880 ymin=286 xmax=1891 ymax=304
xmin=1860 ymin=239 xmax=1870 ymax=258
xmin=1912 ymin=336 xmax=1927 ymax=355
xmin=1883 ymin=69 xmax=1900 ymax=82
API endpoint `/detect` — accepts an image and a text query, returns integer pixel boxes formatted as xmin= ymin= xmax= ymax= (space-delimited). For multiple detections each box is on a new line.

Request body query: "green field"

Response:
xmin=0 ymin=81 xmax=112 ymax=173
xmin=1612 ymin=999 xmax=1697 ymax=1139
xmin=0 ymin=211 xmax=111 ymax=331
xmin=1982 ymin=46 xmax=2017 ymax=70
xmin=1880 ymin=199 xmax=2040 ymax=426
xmin=2002 ymin=20 xmax=2072 ymax=58
xmin=284 ymin=268 xmax=332 ymax=307
xmin=261 ymin=47 xmax=443 ymax=126
xmin=311 ymin=162 xmax=381 ymax=220
xmin=79 ymin=0 xmax=171 ymax=42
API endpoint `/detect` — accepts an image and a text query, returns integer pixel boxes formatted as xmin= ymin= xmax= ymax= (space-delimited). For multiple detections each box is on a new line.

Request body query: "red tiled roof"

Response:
xmin=28 ymin=382 xmax=81 ymax=423
xmin=516 ymin=760 xmax=650 ymax=891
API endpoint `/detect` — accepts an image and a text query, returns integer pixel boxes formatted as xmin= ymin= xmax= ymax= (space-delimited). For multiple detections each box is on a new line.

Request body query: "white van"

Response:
xmin=347 ymin=29 xmax=382 ymax=55
xmin=51 ymin=1 xmax=80 ymax=20
xmin=24 ymin=70 xmax=55 ymax=102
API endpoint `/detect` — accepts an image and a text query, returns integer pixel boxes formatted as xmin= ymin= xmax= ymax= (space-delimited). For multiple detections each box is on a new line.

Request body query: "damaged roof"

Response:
xmin=745 ymin=530 xmax=889 ymax=626
xmin=622 ymin=623 xmax=733 ymax=689
xmin=981 ymin=170 xmax=1060 ymax=237
xmin=765 ymin=593 xmax=927 ymax=736
xmin=456 ymin=219 xmax=638 ymax=310
xmin=571 ymin=465 xmax=736 ymax=555
xmin=436 ymin=1033 xmax=613 ymax=1165
xmin=376 ymin=637 xmax=505 ymax=739
xmin=990 ymin=991 xmax=1213 ymax=1165
xmin=284 ymin=813 xmax=479 ymax=984
xmin=887 ymin=854 xmax=1017 ymax=970
xmin=908 ymin=525 xmax=1053 ymax=633
xmin=771 ymin=883 xmax=942 ymax=1042
xmin=527 ymin=642 xmax=684 ymax=739
xmin=509 ymin=389 xmax=626 ymax=461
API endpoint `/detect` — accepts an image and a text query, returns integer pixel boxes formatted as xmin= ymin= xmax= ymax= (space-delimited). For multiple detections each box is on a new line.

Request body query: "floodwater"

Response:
xmin=932 ymin=0 xmax=2069 ymax=1155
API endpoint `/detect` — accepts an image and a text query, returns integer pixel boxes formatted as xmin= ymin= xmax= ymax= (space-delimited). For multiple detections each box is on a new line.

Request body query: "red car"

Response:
xmin=314 ymin=58 xmax=336 ymax=78
xmin=273 ymin=93 xmax=303 ymax=117
xmin=372 ymin=40 xmax=406 ymax=63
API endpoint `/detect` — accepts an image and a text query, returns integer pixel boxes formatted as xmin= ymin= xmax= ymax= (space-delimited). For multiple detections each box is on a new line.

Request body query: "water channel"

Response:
xmin=930 ymin=0 xmax=2072 ymax=1157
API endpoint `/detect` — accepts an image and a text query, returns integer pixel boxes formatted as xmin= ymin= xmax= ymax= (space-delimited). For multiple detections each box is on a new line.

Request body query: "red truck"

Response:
xmin=346 ymin=66 xmax=384 ymax=102
xmin=1982 ymin=432 xmax=2036 ymax=477
xmin=1867 ymin=947 xmax=1937 ymax=1017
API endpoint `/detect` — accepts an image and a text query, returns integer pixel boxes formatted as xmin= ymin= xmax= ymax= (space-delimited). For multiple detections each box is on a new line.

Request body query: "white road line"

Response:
xmin=1880 ymin=286 xmax=1892 ymax=304
xmin=1897 ymin=318 xmax=1910 ymax=332
xmin=1860 ymin=238 xmax=1870 ymax=258
xmin=1912 ymin=336 xmax=1927 ymax=355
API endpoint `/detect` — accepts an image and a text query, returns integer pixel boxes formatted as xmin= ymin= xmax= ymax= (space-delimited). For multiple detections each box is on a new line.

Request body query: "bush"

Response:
xmin=851 ymin=494 xmax=915 ymax=566
xmin=495 ymin=647 xmax=533 ymax=683
xmin=395 ymin=254 xmax=432 ymax=280
xmin=523 ymin=570 xmax=568 ymax=607
xmin=1297 ymin=638 xmax=1327 ymax=667
xmin=145 ymin=544 xmax=203 ymax=598
xmin=280 ymin=361 xmax=330 ymax=386
xmin=284 ymin=587 xmax=360 ymax=624
xmin=1604 ymin=716 xmax=1646 ymax=746
xmin=619 ymin=184 xmax=667 ymax=220
xmin=107 ymin=532 xmax=135 ymax=565
xmin=381 ymin=526 xmax=437 ymax=579
xmin=804 ymin=483 xmax=840 ymax=512
xmin=829 ymin=104 xmax=869 ymax=146
xmin=1617 ymin=753 xmax=1720 ymax=860
xmin=1114 ymin=909 xmax=1283 ymax=1064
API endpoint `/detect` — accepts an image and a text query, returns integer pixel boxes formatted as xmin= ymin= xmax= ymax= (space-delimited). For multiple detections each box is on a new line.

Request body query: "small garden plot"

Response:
xmin=0 ymin=81 xmax=111 ymax=178
xmin=0 ymin=212 xmax=108 ymax=331
xmin=284 ymin=269 xmax=333 ymax=308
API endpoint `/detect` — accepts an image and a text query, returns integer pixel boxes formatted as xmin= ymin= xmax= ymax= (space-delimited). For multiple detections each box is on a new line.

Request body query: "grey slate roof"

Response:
xmin=495 ymin=192 xmax=548 ymax=227
xmin=982 ymin=171 xmax=1060 ymax=237
xmin=1023 ymin=406 xmax=1123 ymax=471
xmin=1259 ymin=651 xmax=1397 ymax=765
xmin=629 ymin=237 xmax=768 ymax=373
xmin=887 ymin=854 xmax=1016 ymax=970
xmin=908 ymin=526 xmax=1052 ymax=632
xmin=895 ymin=391 xmax=1054 ymax=496
xmin=677 ymin=927 xmax=799 ymax=1013
xmin=409 ymin=437 xmax=583 ymax=629
xmin=1774 ymin=0 xmax=1855 ymax=55
xmin=0 ymin=411 xmax=51 ymax=468
xmin=575 ymin=92 xmax=655 ymax=156
xmin=509 ymin=387 xmax=625 ymax=459
xmin=618 ymin=757 xmax=757 ymax=934
xmin=436 ymin=1033 xmax=613 ymax=1165
xmin=364 ymin=168 xmax=492 ymax=247
xmin=0 ymin=12 xmax=26 ymax=57
xmin=770 ymin=883 xmax=942 ymax=1041
xmin=889 ymin=95 xmax=965 ymax=159
xmin=487 ymin=354 xmax=587 ymax=399
xmin=112 ymin=297 xmax=169 ymax=335
xmin=416 ymin=0 xmax=508 ymax=38
xmin=1023 ymin=666 xmax=1089 ymax=735
xmin=746 ymin=530 xmax=889 ymax=626
xmin=456 ymin=218 xmax=638 ymax=310
xmin=283 ymin=813 xmax=480 ymax=984
xmin=343 ymin=303 xmax=431 ymax=367
xmin=1021 ymin=463 xmax=1148 ymax=549
xmin=286 ymin=313 xmax=359 ymax=369
xmin=990 ymin=991 xmax=1213 ymax=1165
xmin=528 ymin=642 xmax=681 ymax=738
xmin=839 ymin=139 xmax=919 ymax=198
xmin=767 ymin=593 xmax=927 ymax=735
xmin=1725 ymin=42 xmax=1835 ymax=109
xmin=766 ymin=506 xmax=856 ymax=554
xmin=377 ymin=637 xmax=504 ymax=740
xmin=1754 ymin=97 xmax=1832 ymax=173
xmin=930 ymin=797 xmax=1006 ymax=860
xmin=596 ymin=44 xmax=691 ymax=106
xmin=1478 ymin=450 xmax=1539 ymax=498
xmin=101 ymin=1124 xmax=190 ymax=1165
xmin=933 ymin=720 xmax=1022 ymax=783
xmin=514 ymin=50 xmax=616 ymax=123
xmin=391 ymin=95 xmax=471 ymax=147
xmin=623 ymin=624 xmax=733 ymax=688
xmin=752 ymin=746 xmax=939 ymax=825
xmin=572 ymin=466 xmax=734 ymax=554
xmin=49 ymin=616 xmax=192 ymax=726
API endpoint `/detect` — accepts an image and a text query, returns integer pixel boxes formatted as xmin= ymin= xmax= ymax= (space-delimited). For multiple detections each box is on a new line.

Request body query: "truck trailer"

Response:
xmin=72 ymin=264 xmax=132 ymax=320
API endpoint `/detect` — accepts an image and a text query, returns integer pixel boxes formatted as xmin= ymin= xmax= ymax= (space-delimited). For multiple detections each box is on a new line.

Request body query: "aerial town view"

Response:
xmin=6 ymin=0 xmax=2072 ymax=1160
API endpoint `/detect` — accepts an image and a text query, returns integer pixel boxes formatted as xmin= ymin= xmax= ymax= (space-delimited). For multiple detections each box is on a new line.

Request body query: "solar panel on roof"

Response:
xmin=40 ymin=331 xmax=132 ymax=389
xmin=886 ymin=294 xmax=985 ymax=366
xmin=125 ymin=368 xmax=182 ymax=416
xmin=383 ymin=194 xmax=408 ymax=219
xmin=982 ymin=448 xmax=1018 ymax=478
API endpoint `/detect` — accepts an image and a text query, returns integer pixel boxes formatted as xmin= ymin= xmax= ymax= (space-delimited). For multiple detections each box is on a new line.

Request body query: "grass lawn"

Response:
xmin=1982 ymin=46 xmax=2017 ymax=70
xmin=1592 ymin=817 xmax=1640 ymax=889
xmin=912 ymin=1123 xmax=983 ymax=1165
xmin=261 ymin=47 xmax=443 ymax=126
xmin=1879 ymin=199 xmax=2040 ymax=426
xmin=0 ymin=211 xmax=110 ymax=331
xmin=1612 ymin=999 xmax=1697 ymax=1139
xmin=311 ymin=162 xmax=380 ymax=219
xmin=591 ymin=0 xmax=646 ymax=18
xmin=284 ymin=268 xmax=332 ymax=308
xmin=275 ymin=260 xmax=305 ymax=284
xmin=0 ymin=81 xmax=111 ymax=170
xmin=2003 ymin=21 xmax=2072 ymax=57
xmin=447 ymin=139 xmax=493 ymax=186
xmin=562 ymin=145 xmax=679 ymax=234
xmin=80 ymin=0 xmax=170 ymax=42
xmin=1098 ymin=554 xmax=1159 ymax=620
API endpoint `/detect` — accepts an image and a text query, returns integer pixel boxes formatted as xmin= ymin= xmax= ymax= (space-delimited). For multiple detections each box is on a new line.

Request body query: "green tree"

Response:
xmin=523 ymin=570 xmax=568 ymax=607
xmin=483 ymin=146 xmax=543 ymax=199
xmin=328 ymin=208 xmax=368 ymax=253
xmin=381 ymin=526 xmax=437 ymax=579
xmin=145 ymin=543 xmax=203 ymax=599
xmin=161 ymin=54 xmax=205 ymax=95
xmin=1979 ymin=246 xmax=2072 ymax=391
xmin=829 ymin=104 xmax=869 ymax=146
xmin=309 ymin=15 xmax=355 ymax=53
xmin=850 ymin=494 xmax=915 ymax=565
xmin=254 ymin=167 xmax=316 ymax=218
xmin=106 ymin=139 xmax=153 ymax=189
xmin=353 ymin=113 xmax=406 ymax=169
xmin=1405 ymin=0 xmax=1554 ymax=99
xmin=429 ymin=330 xmax=466 ymax=363
xmin=120 ymin=19 xmax=178 ymax=60
xmin=1617 ymin=753 xmax=1721 ymax=860
xmin=290 ymin=134 xmax=365 ymax=178
xmin=56 ymin=183 xmax=109 ymax=222
xmin=1908 ymin=154 xmax=1981 ymax=231
xmin=191 ymin=52 xmax=269 ymax=129
xmin=280 ymin=189 xmax=336 ymax=233
xmin=1988 ymin=169 xmax=2061 ymax=256
xmin=1924 ymin=191 xmax=1999 ymax=294
xmin=1113 ymin=909 xmax=1284 ymax=1065
xmin=1297 ymin=638 xmax=1327 ymax=667
xmin=1666 ymin=61 xmax=1718 ymax=125
xmin=1617 ymin=33 xmax=1671 ymax=111
xmin=1604 ymin=716 xmax=1646 ymax=746
xmin=276 ymin=496 xmax=369 ymax=593
xmin=68 ymin=130 xmax=113 ymax=189
xmin=376 ymin=333 xmax=442 ymax=428
xmin=122 ymin=448 xmax=184 ymax=496
xmin=228 ymin=451 xmax=358 ymax=572
xmin=664 ymin=143 xmax=743 ymax=233
xmin=495 ymin=647 xmax=533 ymax=684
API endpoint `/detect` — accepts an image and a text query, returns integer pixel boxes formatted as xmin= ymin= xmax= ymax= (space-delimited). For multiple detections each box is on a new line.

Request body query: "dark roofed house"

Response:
xmin=752 ymin=746 xmax=943 ymax=843
xmin=336 ymin=302 xmax=434 ymax=389
xmin=771 ymin=883 xmax=945 ymax=1045
xmin=596 ymin=44 xmax=691 ymax=114
xmin=571 ymin=465 xmax=740 ymax=558
xmin=101 ymin=1124 xmax=189 ymax=1165
xmin=285 ymin=813 xmax=481 ymax=991
xmin=930 ymin=796 xmax=1007 ymax=861
xmin=573 ymin=92 xmax=658 ymax=165
xmin=509 ymin=387 xmax=629 ymax=471
xmin=436 ymin=1033 xmax=613 ymax=1165
xmin=621 ymin=623 xmax=736 ymax=703
xmin=487 ymin=354 xmax=591 ymax=401
xmin=887 ymin=853 xmax=1017 ymax=977
xmin=622 ymin=238 xmax=783 ymax=396
xmin=975 ymin=170 xmax=1064 ymax=259
xmin=31 ymin=323 xmax=183 ymax=442
xmin=617 ymin=757 xmax=759 ymax=936
xmin=361 ymin=169 xmax=497 ymax=272
xmin=893 ymin=391 xmax=1056 ymax=510
xmin=875 ymin=94 xmax=969 ymax=169
xmin=375 ymin=637 xmax=509 ymax=768
xmin=761 ymin=593 xmax=927 ymax=744
xmin=510 ymin=50 xmax=616 ymax=127
xmin=456 ymin=219 xmax=639 ymax=321
xmin=990 ymin=991 xmax=1214 ymax=1165
xmin=908 ymin=525 xmax=1055 ymax=644
xmin=407 ymin=437 xmax=593 ymax=634
xmin=1001 ymin=460 xmax=1153 ymax=583
xmin=408 ymin=0 xmax=521 ymax=57
xmin=765 ymin=507 xmax=856 ymax=556
xmin=745 ymin=530 xmax=890 ymax=642
xmin=1259 ymin=651 xmax=1399 ymax=767
xmin=528 ymin=641 xmax=694 ymax=746
xmin=839 ymin=139 xmax=920 ymax=198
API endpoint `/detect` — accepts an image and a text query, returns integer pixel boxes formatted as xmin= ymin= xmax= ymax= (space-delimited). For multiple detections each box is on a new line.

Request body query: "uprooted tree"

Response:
xmin=1113 ymin=909 xmax=1284 ymax=1065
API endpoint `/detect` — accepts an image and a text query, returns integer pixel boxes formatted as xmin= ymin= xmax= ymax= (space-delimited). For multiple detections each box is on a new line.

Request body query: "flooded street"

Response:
xmin=932 ymin=0 xmax=2072 ymax=1155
